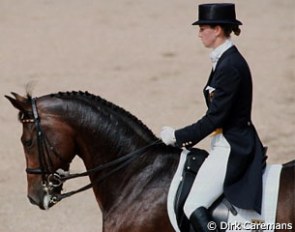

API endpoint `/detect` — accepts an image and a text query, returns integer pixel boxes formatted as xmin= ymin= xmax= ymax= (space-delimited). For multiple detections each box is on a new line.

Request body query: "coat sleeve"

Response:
xmin=175 ymin=66 xmax=241 ymax=148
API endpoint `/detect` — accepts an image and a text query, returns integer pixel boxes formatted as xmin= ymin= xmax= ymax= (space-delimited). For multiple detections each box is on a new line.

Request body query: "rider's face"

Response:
xmin=198 ymin=25 xmax=218 ymax=48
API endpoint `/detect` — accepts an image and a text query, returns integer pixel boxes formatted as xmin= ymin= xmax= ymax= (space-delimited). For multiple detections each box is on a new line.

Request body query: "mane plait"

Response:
xmin=51 ymin=91 xmax=157 ymax=140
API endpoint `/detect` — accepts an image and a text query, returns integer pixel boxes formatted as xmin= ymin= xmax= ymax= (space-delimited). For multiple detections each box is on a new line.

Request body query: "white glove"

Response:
xmin=160 ymin=126 xmax=176 ymax=146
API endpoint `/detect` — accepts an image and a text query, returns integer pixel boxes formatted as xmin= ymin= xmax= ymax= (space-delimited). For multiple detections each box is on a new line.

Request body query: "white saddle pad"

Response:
xmin=167 ymin=149 xmax=282 ymax=232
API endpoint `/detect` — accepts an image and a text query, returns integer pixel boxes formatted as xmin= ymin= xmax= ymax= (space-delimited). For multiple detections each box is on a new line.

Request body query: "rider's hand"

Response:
xmin=160 ymin=127 xmax=176 ymax=146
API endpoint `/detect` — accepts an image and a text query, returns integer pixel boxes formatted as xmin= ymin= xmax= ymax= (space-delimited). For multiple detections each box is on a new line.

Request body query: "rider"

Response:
xmin=160 ymin=3 xmax=266 ymax=232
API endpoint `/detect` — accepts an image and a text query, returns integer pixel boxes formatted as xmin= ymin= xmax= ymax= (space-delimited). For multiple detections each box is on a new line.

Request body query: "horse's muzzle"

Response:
xmin=27 ymin=195 xmax=47 ymax=210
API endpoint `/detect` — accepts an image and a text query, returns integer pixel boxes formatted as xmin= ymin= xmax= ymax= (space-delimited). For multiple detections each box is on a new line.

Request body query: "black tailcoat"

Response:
xmin=175 ymin=46 xmax=266 ymax=213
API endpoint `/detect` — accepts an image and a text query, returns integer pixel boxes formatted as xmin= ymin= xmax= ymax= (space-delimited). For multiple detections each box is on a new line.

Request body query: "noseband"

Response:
xmin=25 ymin=97 xmax=161 ymax=204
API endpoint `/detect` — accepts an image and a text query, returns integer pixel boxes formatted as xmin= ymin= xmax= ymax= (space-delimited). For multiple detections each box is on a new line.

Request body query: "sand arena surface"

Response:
xmin=0 ymin=0 xmax=294 ymax=231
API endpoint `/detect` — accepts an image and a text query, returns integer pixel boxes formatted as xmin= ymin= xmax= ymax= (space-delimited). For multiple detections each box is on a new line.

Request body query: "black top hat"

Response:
xmin=192 ymin=3 xmax=242 ymax=26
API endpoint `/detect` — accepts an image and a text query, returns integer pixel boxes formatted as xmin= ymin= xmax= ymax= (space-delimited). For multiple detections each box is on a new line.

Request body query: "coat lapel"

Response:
xmin=203 ymin=69 xmax=215 ymax=107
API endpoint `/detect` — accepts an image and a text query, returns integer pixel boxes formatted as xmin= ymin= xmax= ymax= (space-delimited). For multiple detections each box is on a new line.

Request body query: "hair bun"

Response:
xmin=233 ymin=25 xmax=241 ymax=36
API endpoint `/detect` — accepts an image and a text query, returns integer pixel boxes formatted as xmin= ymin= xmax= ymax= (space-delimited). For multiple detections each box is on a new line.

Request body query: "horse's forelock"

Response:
xmin=25 ymin=81 xmax=37 ymax=99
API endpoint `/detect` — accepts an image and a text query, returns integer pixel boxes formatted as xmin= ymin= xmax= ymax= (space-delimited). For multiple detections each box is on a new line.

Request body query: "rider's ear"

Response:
xmin=5 ymin=92 xmax=31 ymax=113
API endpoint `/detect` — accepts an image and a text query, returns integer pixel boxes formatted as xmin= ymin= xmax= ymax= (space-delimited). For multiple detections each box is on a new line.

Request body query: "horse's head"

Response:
xmin=6 ymin=93 xmax=77 ymax=210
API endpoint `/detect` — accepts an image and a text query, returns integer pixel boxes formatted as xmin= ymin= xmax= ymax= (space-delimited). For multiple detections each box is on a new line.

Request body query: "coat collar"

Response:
xmin=214 ymin=45 xmax=239 ymax=71
xmin=210 ymin=39 xmax=233 ymax=70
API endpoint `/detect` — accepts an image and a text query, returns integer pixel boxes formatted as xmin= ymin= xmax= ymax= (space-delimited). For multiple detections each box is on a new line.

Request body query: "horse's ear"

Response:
xmin=5 ymin=92 xmax=31 ymax=112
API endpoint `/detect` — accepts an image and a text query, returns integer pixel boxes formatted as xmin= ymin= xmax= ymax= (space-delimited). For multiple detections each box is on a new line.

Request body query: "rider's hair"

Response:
xmin=209 ymin=24 xmax=241 ymax=37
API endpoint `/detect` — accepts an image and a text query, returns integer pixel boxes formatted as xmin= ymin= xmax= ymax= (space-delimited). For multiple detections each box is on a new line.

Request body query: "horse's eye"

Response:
xmin=22 ymin=139 xmax=33 ymax=148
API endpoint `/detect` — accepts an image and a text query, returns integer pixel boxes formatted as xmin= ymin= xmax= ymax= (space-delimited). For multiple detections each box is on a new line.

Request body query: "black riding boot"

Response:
xmin=190 ymin=207 xmax=219 ymax=232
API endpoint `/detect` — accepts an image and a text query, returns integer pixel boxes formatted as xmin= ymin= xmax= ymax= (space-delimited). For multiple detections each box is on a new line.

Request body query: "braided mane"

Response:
xmin=48 ymin=91 xmax=157 ymax=141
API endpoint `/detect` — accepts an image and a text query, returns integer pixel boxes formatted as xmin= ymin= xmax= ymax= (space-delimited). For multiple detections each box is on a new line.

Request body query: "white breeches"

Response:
xmin=183 ymin=134 xmax=231 ymax=218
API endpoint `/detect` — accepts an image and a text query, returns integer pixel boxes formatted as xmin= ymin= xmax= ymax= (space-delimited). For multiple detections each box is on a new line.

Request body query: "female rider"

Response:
xmin=160 ymin=4 xmax=266 ymax=232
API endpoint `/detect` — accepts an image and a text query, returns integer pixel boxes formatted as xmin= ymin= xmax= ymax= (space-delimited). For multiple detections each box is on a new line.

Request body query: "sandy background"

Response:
xmin=0 ymin=0 xmax=294 ymax=231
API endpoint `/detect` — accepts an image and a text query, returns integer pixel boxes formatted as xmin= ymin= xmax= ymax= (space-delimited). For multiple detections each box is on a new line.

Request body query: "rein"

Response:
xmin=26 ymin=97 xmax=162 ymax=203
xmin=55 ymin=139 xmax=161 ymax=201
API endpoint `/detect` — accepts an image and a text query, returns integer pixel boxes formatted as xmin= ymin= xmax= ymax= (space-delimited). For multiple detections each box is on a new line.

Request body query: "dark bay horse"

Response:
xmin=6 ymin=91 xmax=295 ymax=232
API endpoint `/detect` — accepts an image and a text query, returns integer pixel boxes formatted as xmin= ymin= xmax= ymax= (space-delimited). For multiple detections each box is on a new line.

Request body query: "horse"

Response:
xmin=5 ymin=91 xmax=295 ymax=232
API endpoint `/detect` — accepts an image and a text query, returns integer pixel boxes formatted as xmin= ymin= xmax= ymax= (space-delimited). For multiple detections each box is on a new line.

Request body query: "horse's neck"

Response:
xmin=54 ymin=94 xmax=178 ymax=212
xmin=82 ymin=142 xmax=179 ymax=213
xmin=76 ymin=125 xmax=153 ymax=168
xmin=70 ymin=104 xmax=155 ymax=165
xmin=72 ymin=116 xmax=157 ymax=208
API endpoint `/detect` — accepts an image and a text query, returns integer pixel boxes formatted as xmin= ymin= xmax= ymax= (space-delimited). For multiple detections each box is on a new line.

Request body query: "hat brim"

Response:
xmin=192 ymin=19 xmax=242 ymax=26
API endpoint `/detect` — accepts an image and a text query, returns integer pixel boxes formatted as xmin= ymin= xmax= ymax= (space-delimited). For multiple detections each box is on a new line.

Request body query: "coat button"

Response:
xmin=247 ymin=121 xmax=251 ymax=126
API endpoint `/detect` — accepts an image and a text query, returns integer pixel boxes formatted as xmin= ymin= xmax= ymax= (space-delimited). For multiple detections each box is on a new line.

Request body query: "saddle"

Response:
xmin=174 ymin=147 xmax=268 ymax=232
xmin=174 ymin=148 xmax=237 ymax=232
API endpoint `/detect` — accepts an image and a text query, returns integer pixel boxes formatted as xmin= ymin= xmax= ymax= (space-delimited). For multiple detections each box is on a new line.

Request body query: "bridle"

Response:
xmin=24 ymin=97 xmax=162 ymax=204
